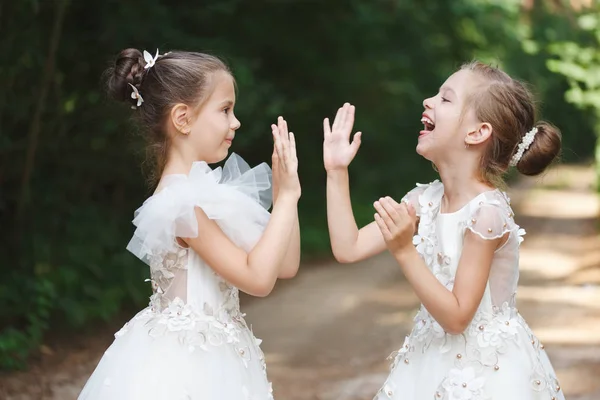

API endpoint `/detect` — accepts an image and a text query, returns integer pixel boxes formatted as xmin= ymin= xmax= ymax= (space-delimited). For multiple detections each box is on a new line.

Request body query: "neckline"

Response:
xmin=438 ymin=188 xmax=499 ymax=216
xmin=152 ymin=161 xmax=215 ymax=197
xmin=161 ymin=160 xmax=212 ymax=179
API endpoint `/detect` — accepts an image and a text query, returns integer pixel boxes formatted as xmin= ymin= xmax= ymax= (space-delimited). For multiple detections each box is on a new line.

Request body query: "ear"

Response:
xmin=465 ymin=122 xmax=493 ymax=146
xmin=170 ymin=103 xmax=191 ymax=135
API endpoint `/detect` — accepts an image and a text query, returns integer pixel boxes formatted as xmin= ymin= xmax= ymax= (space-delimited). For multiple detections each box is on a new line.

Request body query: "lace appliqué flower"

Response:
xmin=440 ymin=367 xmax=487 ymax=400
xmin=387 ymin=336 xmax=411 ymax=370
xmin=147 ymin=247 xmax=188 ymax=312
xmin=412 ymin=181 xmax=442 ymax=266
xmin=411 ymin=306 xmax=450 ymax=353
xmin=469 ymin=304 xmax=519 ymax=351
xmin=140 ymin=298 xmax=242 ymax=352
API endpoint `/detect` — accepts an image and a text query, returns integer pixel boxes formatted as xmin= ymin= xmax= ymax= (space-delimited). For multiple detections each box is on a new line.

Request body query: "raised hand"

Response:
xmin=271 ymin=116 xmax=301 ymax=200
xmin=374 ymin=197 xmax=417 ymax=256
xmin=323 ymin=103 xmax=362 ymax=172
xmin=271 ymin=121 xmax=280 ymax=201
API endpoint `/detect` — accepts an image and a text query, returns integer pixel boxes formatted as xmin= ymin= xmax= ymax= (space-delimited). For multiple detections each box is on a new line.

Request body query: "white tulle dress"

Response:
xmin=78 ymin=154 xmax=275 ymax=400
xmin=374 ymin=181 xmax=565 ymax=400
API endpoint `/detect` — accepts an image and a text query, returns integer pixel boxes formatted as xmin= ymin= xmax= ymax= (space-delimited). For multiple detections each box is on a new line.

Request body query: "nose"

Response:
xmin=231 ymin=114 xmax=241 ymax=131
xmin=423 ymin=96 xmax=434 ymax=110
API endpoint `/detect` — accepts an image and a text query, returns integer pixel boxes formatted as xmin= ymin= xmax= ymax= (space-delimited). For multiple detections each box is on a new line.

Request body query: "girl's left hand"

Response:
xmin=271 ymin=116 xmax=300 ymax=200
xmin=271 ymin=116 xmax=293 ymax=202
xmin=271 ymin=119 xmax=281 ymax=201
xmin=374 ymin=197 xmax=417 ymax=255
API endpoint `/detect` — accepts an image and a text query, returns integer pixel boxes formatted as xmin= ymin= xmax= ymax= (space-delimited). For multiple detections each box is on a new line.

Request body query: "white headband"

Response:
xmin=509 ymin=126 xmax=538 ymax=167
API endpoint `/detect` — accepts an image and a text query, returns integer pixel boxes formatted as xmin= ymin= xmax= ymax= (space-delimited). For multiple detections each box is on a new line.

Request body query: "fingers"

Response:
xmin=374 ymin=197 xmax=414 ymax=248
xmin=274 ymin=116 xmax=298 ymax=173
xmin=343 ymin=104 xmax=355 ymax=135
xmin=276 ymin=116 xmax=290 ymax=164
xmin=374 ymin=213 xmax=392 ymax=240
xmin=331 ymin=106 xmax=344 ymax=132
xmin=338 ymin=103 xmax=349 ymax=132
xmin=373 ymin=199 xmax=395 ymax=229
xmin=399 ymin=201 xmax=411 ymax=217
xmin=272 ymin=124 xmax=285 ymax=171
xmin=289 ymin=131 xmax=297 ymax=163
xmin=280 ymin=125 xmax=289 ymax=161
xmin=386 ymin=196 xmax=400 ymax=206
xmin=329 ymin=103 xmax=357 ymax=138
xmin=380 ymin=197 xmax=400 ymax=220
xmin=406 ymin=202 xmax=417 ymax=219
xmin=278 ymin=116 xmax=288 ymax=138
xmin=271 ymin=123 xmax=278 ymax=147
xmin=323 ymin=118 xmax=331 ymax=137
xmin=350 ymin=131 xmax=362 ymax=156
xmin=271 ymin=125 xmax=279 ymax=159
xmin=272 ymin=145 xmax=279 ymax=170
xmin=382 ymin=196 xmax=407 ymax=215
xmin=374 ymin=197 xmax=410 ymax=227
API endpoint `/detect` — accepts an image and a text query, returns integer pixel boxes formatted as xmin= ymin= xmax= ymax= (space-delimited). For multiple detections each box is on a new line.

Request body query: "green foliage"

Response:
xmin=1 ymin=0 xmax=596 ymax=369
xmin=545 ymin=6 xmax=600 ymax=189
xmin=0 ymin=277 xmax=56 ymax=369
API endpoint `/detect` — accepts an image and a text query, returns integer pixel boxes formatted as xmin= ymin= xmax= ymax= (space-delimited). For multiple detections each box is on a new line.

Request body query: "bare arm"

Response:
xmin=183 ymin=119 xmax=301 ymax=297
xmin=326 ymin=170 xmax=386 ymax=263
xmin=271 ymin=117 xmax=301 ymax=278
xmin=391 ymin=233 xmax=498 ymax=333
xmin=323 ymin=103 xmax=386 ymax=263
xmin=278 ymin=208 xmax=300 ymax=278
xmin=374 ymin=198 xmax=502 ymax=334
xmin=183 ymin=193 xmax=298 ymax=297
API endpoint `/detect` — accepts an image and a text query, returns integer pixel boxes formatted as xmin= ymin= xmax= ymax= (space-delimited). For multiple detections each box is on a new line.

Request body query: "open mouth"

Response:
xmin=420 ymin=115 xmax=435 ymax=135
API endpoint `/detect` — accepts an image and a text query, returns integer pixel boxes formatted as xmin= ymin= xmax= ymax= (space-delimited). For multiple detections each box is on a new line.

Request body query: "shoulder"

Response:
xmin=464 ymin=190 xmax=524 ymax=242
xmin=402 ymin=180 xmax=444 ymax=216
xmin=126 ymin=154 xmax=273 ymax=263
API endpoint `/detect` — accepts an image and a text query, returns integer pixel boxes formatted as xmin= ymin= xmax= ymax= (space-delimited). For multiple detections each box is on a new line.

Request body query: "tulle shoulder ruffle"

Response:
xmin=126 ymin=153 xmax=272 ymax=264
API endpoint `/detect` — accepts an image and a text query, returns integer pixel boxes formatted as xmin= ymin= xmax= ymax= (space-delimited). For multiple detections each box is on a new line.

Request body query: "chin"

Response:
xmin=416 ymin=143 xmax=433 ymax=161
xmin=205 ymin=150 xmax=229 ymax=165
xmin=417 ymin=136 xmax=447 ymax=164
xmin=218 ymin=148 xmax=230 ymax=162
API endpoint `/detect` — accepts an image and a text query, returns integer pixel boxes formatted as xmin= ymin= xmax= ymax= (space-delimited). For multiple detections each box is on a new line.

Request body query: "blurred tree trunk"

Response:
xmin=17 ymin=0 xmax=69 ymax=222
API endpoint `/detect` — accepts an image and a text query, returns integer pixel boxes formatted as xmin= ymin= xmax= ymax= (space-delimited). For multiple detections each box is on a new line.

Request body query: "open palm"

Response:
xmin=323 ymin=103 xmax=362 ymax=171
xmin=271 ymin=116 xmax=301 ymax=200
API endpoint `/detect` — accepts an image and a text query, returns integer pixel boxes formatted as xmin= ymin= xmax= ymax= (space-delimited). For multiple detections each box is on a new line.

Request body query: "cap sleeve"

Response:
xmin=465 ymin=192 xmax=524 ymax=243
xmin=126 ymin=153 xmax=272 ymax=265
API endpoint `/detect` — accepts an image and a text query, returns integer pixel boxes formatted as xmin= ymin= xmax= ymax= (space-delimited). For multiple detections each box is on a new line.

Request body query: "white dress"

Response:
xmin=374 ymin=181 xmax=565 ymax=400
xmin=78 ymin=154 xmax=275 ymax=400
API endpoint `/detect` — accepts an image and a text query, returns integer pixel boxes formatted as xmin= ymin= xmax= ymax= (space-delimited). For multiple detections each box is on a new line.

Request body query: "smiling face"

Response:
xmin=417 ymin=69 xmax=483 ymax=166
xmin=186 ymin=71 xmax=241 ymax=163
xmin=416 ymin=61 xmax=560 ymax=185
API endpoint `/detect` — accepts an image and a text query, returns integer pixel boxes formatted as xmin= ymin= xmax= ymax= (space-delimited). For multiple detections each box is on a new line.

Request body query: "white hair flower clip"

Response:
xmin=509 ymin=126 xmax=538 ymax=167
xmin=143 ymin=49 xmax=159 ymax=70
xmin=128 ymin=83 xmax=144 ymax=109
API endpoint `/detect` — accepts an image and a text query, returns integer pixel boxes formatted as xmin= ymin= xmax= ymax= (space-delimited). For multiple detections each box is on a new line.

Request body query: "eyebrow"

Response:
xmin=439 ymin=86 xmax=457 ymax=96
xmin=219 ymin=99 xmax=234 ymax=107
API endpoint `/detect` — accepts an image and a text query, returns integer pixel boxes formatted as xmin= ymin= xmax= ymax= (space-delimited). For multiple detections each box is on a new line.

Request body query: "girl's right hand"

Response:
xmin=271 ymin=116 xmax=301 ymax=200
xmin=323 ymin=103 xmax=362 ymax=172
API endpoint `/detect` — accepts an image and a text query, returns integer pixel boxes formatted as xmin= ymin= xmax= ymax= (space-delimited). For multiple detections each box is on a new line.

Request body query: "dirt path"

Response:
xmin=1 ymin=164 xmax=599 ymax=400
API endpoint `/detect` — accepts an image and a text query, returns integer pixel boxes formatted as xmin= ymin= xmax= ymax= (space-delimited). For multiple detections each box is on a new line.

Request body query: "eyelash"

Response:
xmin=441 ymin=97 xmax=450 ymax=103
xmin=223 ymin=107 xmax=230 ymax=114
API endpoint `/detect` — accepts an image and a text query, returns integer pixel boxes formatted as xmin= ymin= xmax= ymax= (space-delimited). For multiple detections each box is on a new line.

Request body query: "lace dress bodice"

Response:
xmin=403 ymin=181 xmax=525 ymax=310
xmin=78 ymin=154 xmax=276 ymax=400
xmin=376 ymin=181 xmax=563 ymax=400
xmin=120 ymin=153 xmax=272 ymax=349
